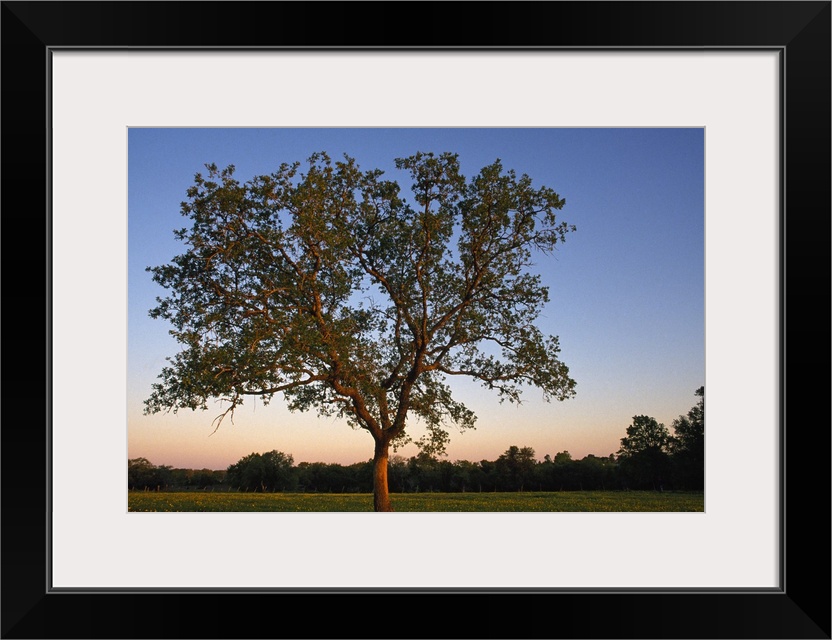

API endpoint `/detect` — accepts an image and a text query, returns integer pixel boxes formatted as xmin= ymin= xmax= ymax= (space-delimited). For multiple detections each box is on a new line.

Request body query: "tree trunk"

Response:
xmin=372 ymin=438 xmax=393 ymax=512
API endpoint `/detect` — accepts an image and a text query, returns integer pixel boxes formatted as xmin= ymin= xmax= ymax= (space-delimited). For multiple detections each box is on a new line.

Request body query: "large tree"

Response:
xmin=144 ymin=152 xmax=577 ymax=511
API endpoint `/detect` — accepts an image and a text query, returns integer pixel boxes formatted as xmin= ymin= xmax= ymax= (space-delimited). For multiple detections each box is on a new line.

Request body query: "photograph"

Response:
xmin=44 ymin=49 xmax=788 ymax=594
xmin=127 ymin=127 xmax=705 ymax=513
xmin=2 ymin=0 xmax=828 ymax=637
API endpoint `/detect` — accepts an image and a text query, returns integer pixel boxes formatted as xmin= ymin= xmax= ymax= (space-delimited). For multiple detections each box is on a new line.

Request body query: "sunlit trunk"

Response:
xmin=372 ymin=438 xmax=393 ymax=512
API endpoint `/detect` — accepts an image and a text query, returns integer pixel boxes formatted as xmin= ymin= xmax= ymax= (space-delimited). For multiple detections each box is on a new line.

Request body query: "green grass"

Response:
xmin=128 ymin=490 xmax=704 ymax=512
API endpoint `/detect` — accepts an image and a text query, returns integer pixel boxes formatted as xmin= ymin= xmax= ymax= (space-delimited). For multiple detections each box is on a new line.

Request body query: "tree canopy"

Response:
xmin=670 ymin=386 xmax=705 ymax=489
xmin=226 ymin=450 xmax=297 ymax=492
xmin=145 ymin=151 xmax=576 ymax=510
xmin=617 ymin=415 xmax=673 ymax=491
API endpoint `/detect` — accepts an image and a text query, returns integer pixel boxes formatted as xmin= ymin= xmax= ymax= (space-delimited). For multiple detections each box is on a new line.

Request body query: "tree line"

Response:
xmin=130 ymin=387 xmax=704 ymax=493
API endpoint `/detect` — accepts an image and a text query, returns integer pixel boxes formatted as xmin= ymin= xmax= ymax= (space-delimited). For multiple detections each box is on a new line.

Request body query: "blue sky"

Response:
xmin=128 ymin=127 xmax=704 ymax=469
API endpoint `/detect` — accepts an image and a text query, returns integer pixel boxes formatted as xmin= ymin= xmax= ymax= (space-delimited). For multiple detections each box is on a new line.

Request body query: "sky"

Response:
xmin=128 ymin=127 xmax=704 ymax=470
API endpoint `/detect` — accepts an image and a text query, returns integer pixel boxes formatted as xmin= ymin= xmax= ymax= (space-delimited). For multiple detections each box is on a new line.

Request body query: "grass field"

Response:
xmin=128 ymin=490 xmax=704 ymax=512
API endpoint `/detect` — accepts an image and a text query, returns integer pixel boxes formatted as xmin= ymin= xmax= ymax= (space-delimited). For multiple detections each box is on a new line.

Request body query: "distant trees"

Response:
xmin=128 ymin=387 xmax=704 ymax=494
xmin=670 ymin=387 xmax=705 ymax=489
xmin=226 ymin=450 xmax=298 ymax=492
xmin=537 ymin=451 xmax=617 ymax=490
xmin=296 ymin=462 xmax=343 ymax=492
xmin=616 ymin=415 xmax=673 ymax=490
xmin=387 ymin=455 xmax=410 ymax=493
xmin=172 ymin=467 xmax=224 ymax=489
xmin=495 ymin=445 xmax=537 ymax=491
xmin=451 ymin=459 xmax=485 ymax=492
xmin=128 ymin=460 xmax=225 ymax=490
xmin=128 ymin=448 xmax=622 ymax=493
xmin=128 ymin=457 xmax=173 ymax=490
xmin=613 ymin=387 xmax=705 ymax=491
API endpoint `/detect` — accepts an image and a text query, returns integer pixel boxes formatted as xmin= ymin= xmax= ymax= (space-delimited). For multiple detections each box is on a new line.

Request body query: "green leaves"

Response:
xmin=146 ymin=151 xmax=576 ymax=455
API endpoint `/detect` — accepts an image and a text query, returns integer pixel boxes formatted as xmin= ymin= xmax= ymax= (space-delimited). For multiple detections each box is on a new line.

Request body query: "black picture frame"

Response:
xmin=2 ymin=2 xmax=829 ymax=638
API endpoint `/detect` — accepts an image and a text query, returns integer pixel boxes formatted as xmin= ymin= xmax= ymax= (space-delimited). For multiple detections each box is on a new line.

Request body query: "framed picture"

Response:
xmin=3 ymin=2 xmax=829 ymax=638
xmin=126 ymin=125 xmax=707 ymax=515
